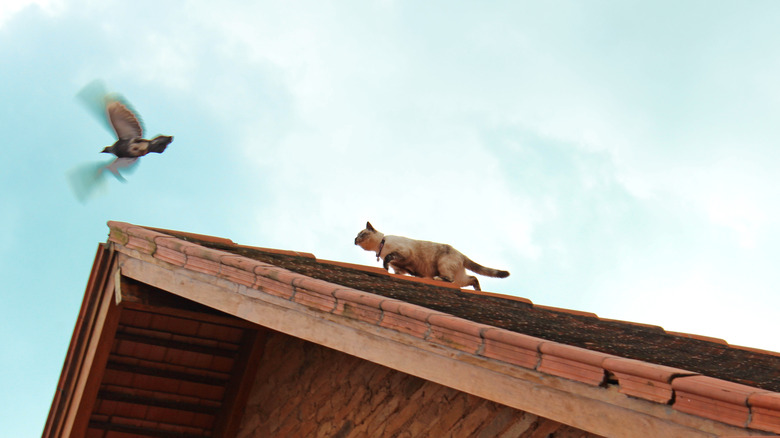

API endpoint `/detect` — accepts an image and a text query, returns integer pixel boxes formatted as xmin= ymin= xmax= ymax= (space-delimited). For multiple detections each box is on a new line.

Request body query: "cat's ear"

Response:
xmin=366 ymin=221 xmax=375 ymax=231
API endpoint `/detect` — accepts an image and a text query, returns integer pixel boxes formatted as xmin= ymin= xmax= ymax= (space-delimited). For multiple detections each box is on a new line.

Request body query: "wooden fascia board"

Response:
xmin=114 ymin=247 xmax=763 ymax=438
xmin=43 ymin=244 xmax=122 ymax=438
xmin=66 ymin=286 xmax=121 ymax=438
xmin=43 ymin=244 xmax=110 ymax=438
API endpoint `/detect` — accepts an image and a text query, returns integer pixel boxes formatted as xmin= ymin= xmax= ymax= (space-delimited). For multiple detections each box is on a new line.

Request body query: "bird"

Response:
xmin=99 ymin=97 xmax=173 ymax=180
xmin=68 ymin=80 xmax=174 ymax=201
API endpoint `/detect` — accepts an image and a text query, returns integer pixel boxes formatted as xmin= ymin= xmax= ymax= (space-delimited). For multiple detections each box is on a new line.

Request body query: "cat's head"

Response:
xmin=354 ymin=221 xmax=380 ymax=249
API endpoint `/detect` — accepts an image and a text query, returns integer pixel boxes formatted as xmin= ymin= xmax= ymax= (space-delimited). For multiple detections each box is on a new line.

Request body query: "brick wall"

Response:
xmin=236 ymin=331 xmax=601 ymax=438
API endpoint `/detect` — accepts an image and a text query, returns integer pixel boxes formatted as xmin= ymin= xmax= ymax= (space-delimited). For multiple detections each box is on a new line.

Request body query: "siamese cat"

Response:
xmin=354 ymin=222 xmax=509 ymax=290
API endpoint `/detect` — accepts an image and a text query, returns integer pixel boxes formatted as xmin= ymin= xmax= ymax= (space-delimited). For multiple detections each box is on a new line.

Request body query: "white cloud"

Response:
xmin=0 ymin=0 xmax=63 ymax=27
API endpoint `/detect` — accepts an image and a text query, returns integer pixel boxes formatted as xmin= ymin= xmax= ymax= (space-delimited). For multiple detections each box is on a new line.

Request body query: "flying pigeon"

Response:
xmin=99 ymin=98 xmax=173 ymax=180
xmin=68 ymin=81 xmax=173 ymax=201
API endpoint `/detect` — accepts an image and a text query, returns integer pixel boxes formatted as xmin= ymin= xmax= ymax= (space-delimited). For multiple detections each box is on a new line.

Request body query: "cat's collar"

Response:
xmin=376 ymin=238 xmax=385 ymax=261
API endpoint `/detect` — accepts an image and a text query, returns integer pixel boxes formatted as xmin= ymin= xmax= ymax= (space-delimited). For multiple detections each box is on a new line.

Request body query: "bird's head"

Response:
xmin=101 ymin=146 xmax=113 ymax=154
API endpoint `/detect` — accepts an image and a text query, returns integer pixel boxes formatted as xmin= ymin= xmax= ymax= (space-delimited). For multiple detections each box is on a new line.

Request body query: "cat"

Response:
xmin=353 ymin=222 xmax=509 ymax=291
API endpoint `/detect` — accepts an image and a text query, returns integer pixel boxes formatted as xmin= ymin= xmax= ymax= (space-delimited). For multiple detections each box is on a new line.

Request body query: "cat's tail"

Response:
xmin=464 ymin=258 xmax=510 ymax=278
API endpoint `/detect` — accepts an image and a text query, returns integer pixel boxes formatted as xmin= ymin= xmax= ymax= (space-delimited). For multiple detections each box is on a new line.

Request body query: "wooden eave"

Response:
xmin=42 ymin=244 xmax=266 ymax=438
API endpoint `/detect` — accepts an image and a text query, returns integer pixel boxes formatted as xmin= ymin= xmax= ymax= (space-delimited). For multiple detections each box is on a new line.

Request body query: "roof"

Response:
xmin=44 ymin=221 xmax=780 ymax=437
xmin=158 ymin=228 xmax=780 ymax=393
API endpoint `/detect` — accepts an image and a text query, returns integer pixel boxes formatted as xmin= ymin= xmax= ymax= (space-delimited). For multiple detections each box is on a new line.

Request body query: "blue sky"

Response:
xmin=3 ymin=1 xmax=780 ymax=435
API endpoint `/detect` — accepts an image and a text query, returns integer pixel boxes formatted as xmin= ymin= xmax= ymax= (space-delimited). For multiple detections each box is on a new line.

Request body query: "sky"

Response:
xmin=2 ymin=1 xmax=780 ymax=435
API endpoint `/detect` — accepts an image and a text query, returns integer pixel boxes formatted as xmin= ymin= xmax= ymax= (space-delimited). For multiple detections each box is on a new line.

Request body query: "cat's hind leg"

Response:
xmin=434 ymin=273 xmax=480 ymax=290
xmin=436 ymin=259 xmax=460 ymax=284
xmin=448 ymin=266 xmax=481 ymax=290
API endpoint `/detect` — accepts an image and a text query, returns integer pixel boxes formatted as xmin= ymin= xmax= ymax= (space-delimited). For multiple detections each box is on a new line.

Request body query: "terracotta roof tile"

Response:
xmin=254 ymin=264 xmax=301 ymax=285
xmin=379 ymin=301 xmax=439 ymax=339
xmin=332 ymin=288 xmax=386 ymax=324
xmin=182 ymin=247 xmax=223 ymax=276
xmin=107 ymin=221 xmax=131 ymax=242
xmin=153 ymin=244 xmax=187 ymax=267
xmin=219 ymin=254 xmax=267 ymax=272
xmin=217 ymin=263 xmax=256 ymax=288
xmin=481 ymin=328 xmax=542 ymax=370
xmin=183 ymin=244 xmax=224 ymax=263
xmin=153 ymin=236 xmax=193 ymax=262
xmin=538 ymin=342 xmax=613 ymax=386
xmin=291 ymin=276 xmax=340 ymax=295
xmin=749 ymin=392 xmax=780 ymax=433
xmin=602 ymin=357 xmax=696 ymax=403
xmin=332 ymin=287 xmax=387 ymax=309
xmin=126 ymin=234 xmax=157 ymax=254
xmin=292 ymin=286 xmax=337 ymax=313
xmin=427 ymin=314 xmax=490 ymax=354
xmin=672 ymin=375 xmax=756 ymax=427
xmin=379 ymin=311 xmax=430 ymax=339
xmin=251 ymin=274 xmax=295 ymax=300
xmin=155 ymin=235 xmax=198 ymax=253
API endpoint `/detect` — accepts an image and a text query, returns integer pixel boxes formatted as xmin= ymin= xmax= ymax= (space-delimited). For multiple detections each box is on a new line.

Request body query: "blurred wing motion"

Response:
xmin=104 ymin=157 xmax=140 ymax=181
xmin=76 ymin=79 xmax=145 ymax=137
xmin=67 ymin=158 xmax=141 ymax=202
xmin=67 ymin=160 xmax=110 ymax=203
xmin=75 ymin=80 xmax=114 ymax=135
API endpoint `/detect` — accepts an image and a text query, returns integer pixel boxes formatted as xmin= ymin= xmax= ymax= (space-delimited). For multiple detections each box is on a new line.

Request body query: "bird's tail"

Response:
xmin=148 ymin=135 xmax=173 ymax=154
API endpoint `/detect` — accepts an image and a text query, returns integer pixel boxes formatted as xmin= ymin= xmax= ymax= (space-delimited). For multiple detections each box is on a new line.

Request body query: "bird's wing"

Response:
xmin=106 ymin=99 xmax=143 ymax=140
xmin=105 ymin=156 xmax=139 ymax=177
xmin=67 ymin=160 xmax=111 ymax=203
xmin=76 ymin=80 xmax=115 ymax=135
